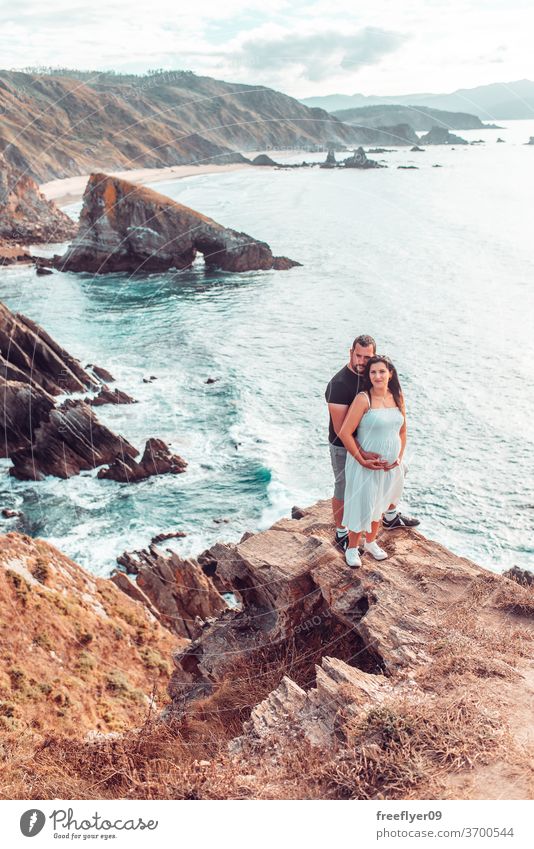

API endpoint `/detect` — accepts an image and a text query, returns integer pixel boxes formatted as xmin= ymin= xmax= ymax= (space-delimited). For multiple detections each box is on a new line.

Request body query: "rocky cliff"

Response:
xmin=0 ymin=150 xmax=77 ymax=265
xmin=1 ymin=501 xmax=533 ymax=799
xmin=43 ymin=173 xmax=300 ymax=273
xmin=165 ymin=501 xmax=534 ymax=798
xmin=0 ymin=299 xmax=186 ymax=480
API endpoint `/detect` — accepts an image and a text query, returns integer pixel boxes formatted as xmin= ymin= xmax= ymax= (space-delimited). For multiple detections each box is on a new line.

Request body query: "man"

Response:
xmin=325 ymin=334 xmax=419 ymax=551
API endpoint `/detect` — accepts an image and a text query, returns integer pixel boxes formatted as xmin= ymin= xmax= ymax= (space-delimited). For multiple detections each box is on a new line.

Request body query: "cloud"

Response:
xmin=234 ymin=26 xmax=408 ymax=83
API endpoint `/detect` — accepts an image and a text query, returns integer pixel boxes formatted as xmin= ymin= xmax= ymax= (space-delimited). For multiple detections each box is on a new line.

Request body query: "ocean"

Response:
xmin=1 ymin=119 xmax=533 ymax=575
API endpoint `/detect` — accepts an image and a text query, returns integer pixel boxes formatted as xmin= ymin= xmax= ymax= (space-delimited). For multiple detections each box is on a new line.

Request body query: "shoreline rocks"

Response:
xmin=1 ymin=501 xmax=533 ymax=798
xmin=167 ymin=499 xmax=529 ymax=715
xmin=42 ymin=173 xmax=301 ymax=274
xmin=342 ymin=147 xmax=382 ymax=169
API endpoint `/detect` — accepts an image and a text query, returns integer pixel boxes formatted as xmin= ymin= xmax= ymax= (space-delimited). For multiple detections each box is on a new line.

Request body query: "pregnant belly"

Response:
xmin=360 ymin=435 xmax=401 ymax=464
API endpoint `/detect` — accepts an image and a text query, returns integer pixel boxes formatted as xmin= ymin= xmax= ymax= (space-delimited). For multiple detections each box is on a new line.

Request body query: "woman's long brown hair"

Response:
xmin=363 ymin=355 xmax=404 ymax=409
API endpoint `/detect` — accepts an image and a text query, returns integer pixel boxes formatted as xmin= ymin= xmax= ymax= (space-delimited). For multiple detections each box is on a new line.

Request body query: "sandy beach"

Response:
xmin=39 ymin=151 xmax=304 ymax=208
xmin=39 ymin=162 xmax=252 ymax=208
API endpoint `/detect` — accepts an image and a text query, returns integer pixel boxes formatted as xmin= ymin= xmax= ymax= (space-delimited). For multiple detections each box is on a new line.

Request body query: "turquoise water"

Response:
xmin=1 ymin=120 xmax=533 ymax=575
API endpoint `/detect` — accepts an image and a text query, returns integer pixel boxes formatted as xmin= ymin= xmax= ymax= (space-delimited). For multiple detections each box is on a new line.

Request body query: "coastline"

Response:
xmin=39 ymin=151 xmax=303 ymax=208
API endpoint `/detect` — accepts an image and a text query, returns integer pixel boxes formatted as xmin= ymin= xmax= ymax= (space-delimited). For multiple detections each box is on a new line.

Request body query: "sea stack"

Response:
xmin=44 ymin=173 xmax=301 ymax=274
xmin=342 ymin=147 xmax=382 ymax=169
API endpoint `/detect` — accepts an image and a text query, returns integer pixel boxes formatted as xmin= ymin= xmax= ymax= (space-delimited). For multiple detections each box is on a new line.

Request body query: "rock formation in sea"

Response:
xmin=320 ymin=150 xmax=337 ymax=168
xmin=97 ymin=438 xmax=187 ymax=482
xmin=41 ymin=173 xmax=300 ymax=274
xmin=0 ymin=299 xmax=185 ymax=481
xmin=87 ymin=385 xmax=136 ymax=406
xmin=342 ymin=147 xmax=382 ymax=169
xmin=0 ymin=300 xmax=99 ymax=396
xmin=419 ymin=126 xmax=468 ymax=145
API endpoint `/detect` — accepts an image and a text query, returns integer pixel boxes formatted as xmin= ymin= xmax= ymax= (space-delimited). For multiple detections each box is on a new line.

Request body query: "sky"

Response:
xmin=0 ymin=0 xmax=532 ymax=97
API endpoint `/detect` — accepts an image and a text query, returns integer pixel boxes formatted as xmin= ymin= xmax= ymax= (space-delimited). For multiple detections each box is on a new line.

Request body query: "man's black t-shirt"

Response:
xmin=325 ymin=365 xmax=363 ymax=446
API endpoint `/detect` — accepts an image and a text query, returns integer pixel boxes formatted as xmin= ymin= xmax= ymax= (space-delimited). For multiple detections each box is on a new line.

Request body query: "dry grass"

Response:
xmin=316 ymin=693 xmax=507 ymax=800
xmin=0 ymin=654 xmax=512 ymax=801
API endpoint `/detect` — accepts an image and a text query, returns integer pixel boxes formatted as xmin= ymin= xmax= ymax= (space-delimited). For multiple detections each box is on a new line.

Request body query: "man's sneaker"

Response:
xmin=335 ymin=530 xmax=349 ymax=551
xmin=382 ymin=512 xmax=420 ymax=530
xmin=363 ymin=540 xmax=388 ymax=560
xmin=345 ymin=547 xmax=362 ymax=568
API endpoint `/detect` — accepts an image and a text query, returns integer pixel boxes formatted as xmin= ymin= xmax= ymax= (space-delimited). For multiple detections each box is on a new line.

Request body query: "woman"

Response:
xmin=338 ymin=355 xmax=406 ymax=568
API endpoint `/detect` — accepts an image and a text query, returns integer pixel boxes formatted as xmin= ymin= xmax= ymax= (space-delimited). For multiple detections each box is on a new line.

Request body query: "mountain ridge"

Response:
xmin=0 ymin=68 xmax=364 ymax=183
xmin=301 ymin=79 xmax=534 ymax=119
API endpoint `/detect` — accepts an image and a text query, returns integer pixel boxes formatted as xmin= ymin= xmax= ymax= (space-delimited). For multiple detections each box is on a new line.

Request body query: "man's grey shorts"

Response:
xmin=329 ymin=443 xmax=347 ymax=501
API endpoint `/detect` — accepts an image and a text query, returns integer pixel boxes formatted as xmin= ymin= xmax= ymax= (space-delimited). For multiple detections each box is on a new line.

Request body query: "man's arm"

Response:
xmin=328 ymin=402 xmax=380 ymax=460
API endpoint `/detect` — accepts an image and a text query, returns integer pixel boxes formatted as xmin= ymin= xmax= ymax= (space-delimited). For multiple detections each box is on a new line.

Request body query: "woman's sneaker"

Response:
xmin=363 ymin=540 xmax=388 ymax=560
xmin=345 ymin=547 xmax=362 ymax=568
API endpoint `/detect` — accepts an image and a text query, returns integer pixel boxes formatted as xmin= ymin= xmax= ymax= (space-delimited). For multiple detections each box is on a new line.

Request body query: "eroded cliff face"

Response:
xmin=46 ymin=173 xmax=300 ymax=274
xmin=0 ymin=533 xmax=182 ymax=736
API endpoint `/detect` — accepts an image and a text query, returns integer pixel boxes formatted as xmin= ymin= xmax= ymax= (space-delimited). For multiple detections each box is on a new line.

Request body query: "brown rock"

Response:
xmin=0 ymin=531 xmax=181 ymax=736
xmin=0 ymin=239 xmax=33 ymax=266
xmin=236 ymin=656 xmax=395 ymax=749
xmin=1 ymin=508 xmax=22 ymax=519
xmin=0 ymin=151 xmax=77 ymax=245
xmin=97 ymin=437 xmax=187 ymax=483
xmin=342 ymin=146 xmax=383 ymax=169
xmin=47 ymin=173 xmax=300 ymax=274
xmin=1 ymin=300 xmax=179 ymax=482
xmin=114 ymin=545 xmax=227 ymax=639
xmin=87 ymin=364 xmax=115 ymax=383
xmin=0 ymin=300 xmax=98 ymax=396
xmin=151 ymin=531 xmax=187 ymax=545
xmin=88 ymin=385 xmax=136 ymax=406
xmin=9 ymin=398 xmax=138 ymax=481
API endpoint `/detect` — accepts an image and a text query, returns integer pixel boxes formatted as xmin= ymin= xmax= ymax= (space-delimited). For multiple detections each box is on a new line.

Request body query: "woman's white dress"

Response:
xmin=342 ymin=400 xmax=405 ymax=533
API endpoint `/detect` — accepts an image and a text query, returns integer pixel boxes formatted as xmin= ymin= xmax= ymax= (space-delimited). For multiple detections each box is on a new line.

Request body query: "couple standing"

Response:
xmin=325 ymin=334 xmax=419 ymax=568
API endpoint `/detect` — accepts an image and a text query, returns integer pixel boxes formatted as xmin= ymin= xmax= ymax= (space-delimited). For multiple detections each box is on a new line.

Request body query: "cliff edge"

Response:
xmin=1 ymin=501 xmax=533 ymax=800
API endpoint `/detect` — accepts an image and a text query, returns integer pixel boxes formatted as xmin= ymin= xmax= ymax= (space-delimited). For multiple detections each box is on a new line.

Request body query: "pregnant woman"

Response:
xmin=338 ymin=355 xmax=406 ymax=568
